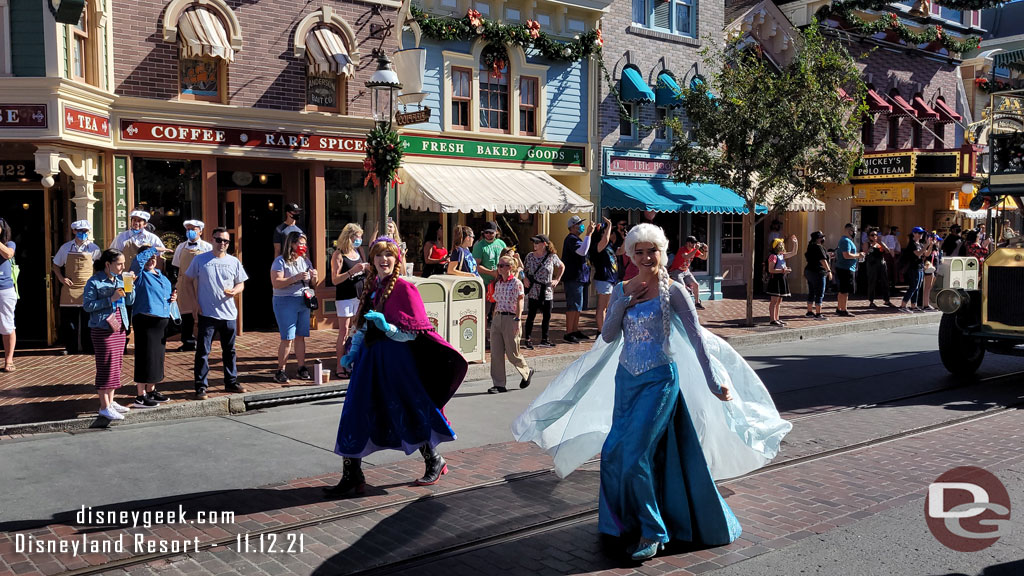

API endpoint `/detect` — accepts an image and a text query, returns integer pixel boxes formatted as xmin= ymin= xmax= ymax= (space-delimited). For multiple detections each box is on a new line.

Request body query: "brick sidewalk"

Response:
xmin=0 ymin=401 xmax=1018 ymax=576
xmin=0 ymin=293 xmax=934 ymax=428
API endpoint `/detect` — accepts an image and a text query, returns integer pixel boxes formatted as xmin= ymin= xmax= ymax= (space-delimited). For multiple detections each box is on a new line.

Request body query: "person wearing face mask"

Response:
xmin=487 ymin=255 xmax=534 ymax=394
xmin=110 ymin=210 xmax=165 ymax=263
xmin=270 ymin=231 xmax=318 ymax=383
xmin=332 ymin=223 xmax=369 ymax=378
xmin=561 ymin=215 xmax=594 ymax=343
xmin=273 ymin=203 xmax=304 ymax=258
xmin=82 ymin=249 xmax=137 ymax=420
xmin=52 ymin=220 xmax=102 ymax=355
xmin=171 ymin=220 xmax=212 ymax=352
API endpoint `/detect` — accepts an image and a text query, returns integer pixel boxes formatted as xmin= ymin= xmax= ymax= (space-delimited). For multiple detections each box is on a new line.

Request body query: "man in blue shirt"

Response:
xmin=185 ymin=227 xmax=249 ymax=398
xmin=835 ymin=223 xmax=863 ymax=317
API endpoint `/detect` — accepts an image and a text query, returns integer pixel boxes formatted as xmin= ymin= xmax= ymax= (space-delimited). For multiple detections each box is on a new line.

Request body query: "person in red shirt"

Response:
xmin=668 ymin=236 xmax=709 ymax=309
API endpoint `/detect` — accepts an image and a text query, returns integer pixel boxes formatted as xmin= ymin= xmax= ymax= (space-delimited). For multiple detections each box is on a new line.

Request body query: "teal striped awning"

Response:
xmin=994 ymin=48 xmax=1024 ymax=72
xmin=601 ymin=178 xmax=767 ymax=215
xmin=620 ymin=64 xmax=655 ymax=103
xmin=655 ymin=72 xmax=683 ymax=108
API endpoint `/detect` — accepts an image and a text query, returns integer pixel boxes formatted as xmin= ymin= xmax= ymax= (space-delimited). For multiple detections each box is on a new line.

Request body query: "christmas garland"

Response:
xmin=364 ymin=124 xmax=403 ymax=188
xmin=410 ymin=6 xmax=602 ymax=63
xmin=818 ymin=2 xmax=982 ymax=54
xmin=835 ymin=0 xmax=1006 ymax=10
xmin=974 ymin=76 xmax=1017 ymax=94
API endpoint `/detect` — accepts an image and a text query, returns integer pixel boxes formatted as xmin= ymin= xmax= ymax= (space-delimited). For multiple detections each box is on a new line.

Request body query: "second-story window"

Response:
xmin=304 ymin=25 xmax=353 ymax=113
xmin=632 ymin=0 xmax=696 ymax=37
xmin=480 ymin=60 xmax=509 ymax=132
xmin=861 ymin=116 xmax=873 ymax=147
xmin=71 ymin=4 xmax=89 ymax=82
xmin=655 ymin=107 xmax=668 ymax=141
xmin=176 ymin=7 xmax=234 ymax=103
xmin=621 ymin=103 xmax=635 ymax=140
xmin=520 ymin=76 xmax=538 ymax=135
xmin=451 ymin=67 xmax=472 ymax=130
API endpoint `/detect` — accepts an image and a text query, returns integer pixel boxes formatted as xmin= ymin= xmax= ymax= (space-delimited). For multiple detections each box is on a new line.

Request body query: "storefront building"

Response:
xmin=781 ymin=1 xmax=983 ymax=246
xmin=0 ymin=0 xmax=402 ymax=340
xmin=393 ymin=0 xmax=599 ymax=264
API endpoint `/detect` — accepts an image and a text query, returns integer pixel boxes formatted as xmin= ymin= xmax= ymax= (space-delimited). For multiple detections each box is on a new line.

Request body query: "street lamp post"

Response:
xmin=365 ymin=48 xmax=403 ymax=237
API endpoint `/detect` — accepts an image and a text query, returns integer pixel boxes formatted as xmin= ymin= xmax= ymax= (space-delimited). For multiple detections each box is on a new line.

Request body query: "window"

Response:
xmin=479 ymin=61 xmax=509 ymax=132
xmin=862 ymin=116 xmax=873 ymax=147
xmin=536 ymin=13 xmax=550 ymax=28
xmin=939 ymin=7 xmax=963 ymax=24
xmin=440 ymin=0 xmax=457 ymax=7
xmin=912 ymin=121 xmax=922 ymax=148
xmin=655 ymin=107 xmax=668 ymax=141
xmin=995 ymin=66 xmax=1011 ymax=79
xmin=888 ymin=117 xmax=900 ymax=149
xmin=132 ymin=159 xmax=202 ymax=243
xmin=933 ymin=123 xmax=946 ymax=150
xmin=567 ymin=18 xmax=585 ymax=33
xmin=505 ymin=8 xmax=521 ymax=21
xmin=180 ymin=57 xmax=222 ymax=102
xmin=721 ymin=215 xmax=743 ymax=254
xmin=303 ymin=26 xmax=353 ymax=113
xmin=633 ymin=0 xmax=696 ymax=37
xmin=71 ymin=5 xmax=89 ymax=82
xmin=474 ymin=2 xmax=490 ymax=16
xmin=307 ymin=76 xmax=346 ymax=113
xmin=620 ymin=102 xmax=635 ymax=139
xmin=520 ymin=76 xmax=538 ymax=135
xmin=451 ymin=67 xmax=472 ymax=130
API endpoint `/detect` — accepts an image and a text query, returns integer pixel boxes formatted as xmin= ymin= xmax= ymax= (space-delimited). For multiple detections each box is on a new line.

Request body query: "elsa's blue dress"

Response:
xmin=514 ymin=281 xmax=791 ymax=547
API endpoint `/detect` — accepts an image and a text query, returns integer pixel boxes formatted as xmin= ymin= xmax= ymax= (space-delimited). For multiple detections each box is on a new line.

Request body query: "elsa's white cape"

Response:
xmin=512 ymin=316 xmax=793 ymax=480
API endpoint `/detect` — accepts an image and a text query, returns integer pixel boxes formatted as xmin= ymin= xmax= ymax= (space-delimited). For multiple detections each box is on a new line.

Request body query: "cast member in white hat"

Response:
xmin=110 ymin=209 xmax=165 ymax=262
xmin=172 ymin=220 xmax=212 ymax=351
xmin=51 ymin=220 xmax=102 ymax=354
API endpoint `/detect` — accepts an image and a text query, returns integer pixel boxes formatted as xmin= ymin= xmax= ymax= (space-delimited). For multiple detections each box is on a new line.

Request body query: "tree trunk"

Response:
xmin=745 ymin=203 xmax=756 ymax=327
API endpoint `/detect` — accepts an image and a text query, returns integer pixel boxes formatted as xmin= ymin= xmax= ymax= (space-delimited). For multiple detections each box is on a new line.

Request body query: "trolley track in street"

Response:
xmin=60 ymin=370 xmax=1024 ymax=576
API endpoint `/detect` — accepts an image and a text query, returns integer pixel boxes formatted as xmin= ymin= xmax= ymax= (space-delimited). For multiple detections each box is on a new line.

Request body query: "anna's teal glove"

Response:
xmin=364 ymin=311 xmax=396 ymax=335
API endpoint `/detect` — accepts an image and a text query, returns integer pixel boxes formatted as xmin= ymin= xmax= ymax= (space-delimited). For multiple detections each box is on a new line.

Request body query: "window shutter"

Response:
xmin=930 ymin=3 xmax=941 ymax=16
xmin=970 ymin=10 xmax=980 ymax=27
xmin=653 ymin=0 xmax=671 ymax=29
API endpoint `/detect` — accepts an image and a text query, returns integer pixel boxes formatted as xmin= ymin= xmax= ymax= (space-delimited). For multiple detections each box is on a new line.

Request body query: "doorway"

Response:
xmin=238 ymin=191 xmax=284 ymax=331
xmin=0 ymin=190 xmax=52 ymax=344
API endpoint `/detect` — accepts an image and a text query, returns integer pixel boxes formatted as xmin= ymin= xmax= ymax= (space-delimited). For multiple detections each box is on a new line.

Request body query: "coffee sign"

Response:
xmin=120 ymin=120 xmax=366 ymax=154
xmin=853 ymin=153 xmax=915 ymax=179
xmin=0 ymin=105 xmax=47 ymax=128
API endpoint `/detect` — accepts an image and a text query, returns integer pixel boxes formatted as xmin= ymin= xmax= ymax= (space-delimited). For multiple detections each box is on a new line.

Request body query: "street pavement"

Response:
xmin=1 ymin=324 xmax=1022 ymax=575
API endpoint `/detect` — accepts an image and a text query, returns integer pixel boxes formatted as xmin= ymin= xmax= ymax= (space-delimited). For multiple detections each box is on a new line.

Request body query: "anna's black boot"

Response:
xmin=324 ymin=458 xmax=365 ymax=498
xmin=415 ymin=445 xmax=448 ymax=486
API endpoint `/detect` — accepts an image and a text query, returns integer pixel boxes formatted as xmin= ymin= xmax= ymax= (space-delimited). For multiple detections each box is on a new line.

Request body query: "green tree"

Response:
xmin=669 ymin=21 xmax=867 ymax=326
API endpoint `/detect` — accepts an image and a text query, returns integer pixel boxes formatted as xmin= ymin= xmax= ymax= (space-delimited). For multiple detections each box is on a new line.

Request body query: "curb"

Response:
xmin=1 ymin=313 xmax=941 ymax=437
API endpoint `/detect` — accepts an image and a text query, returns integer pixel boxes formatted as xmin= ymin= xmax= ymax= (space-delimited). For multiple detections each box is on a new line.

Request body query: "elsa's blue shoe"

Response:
xmin=630 ymin=539 xmax=664 ymax=561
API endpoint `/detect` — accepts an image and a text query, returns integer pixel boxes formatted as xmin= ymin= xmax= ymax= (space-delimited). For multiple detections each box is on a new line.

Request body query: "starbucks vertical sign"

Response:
xmin=113 ymin=156 xmax=129 ymax=234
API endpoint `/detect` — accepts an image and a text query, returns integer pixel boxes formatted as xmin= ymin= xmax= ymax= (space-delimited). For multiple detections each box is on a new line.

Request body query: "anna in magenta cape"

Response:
xmin=380 ymin=278 xmax=467 ymax=408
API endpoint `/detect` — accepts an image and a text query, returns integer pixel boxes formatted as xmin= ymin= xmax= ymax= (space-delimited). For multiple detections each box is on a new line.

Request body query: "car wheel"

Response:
xmin=938 ymin=313 xmax=984 ymax=378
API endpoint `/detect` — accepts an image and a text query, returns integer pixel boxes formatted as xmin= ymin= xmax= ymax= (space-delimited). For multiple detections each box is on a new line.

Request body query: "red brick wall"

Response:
xmin=113 ymin=0 xmax=399 ymax=116
xmin=854 ymin=43 xmax=961 ymax=152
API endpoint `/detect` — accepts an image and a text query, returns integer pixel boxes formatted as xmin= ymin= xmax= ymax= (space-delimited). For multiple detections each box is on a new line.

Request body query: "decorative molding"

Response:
xmin=162 ymin=0 xmax=243 ymax=51
xmin=293 ymin=6 xmax=360 ymax=65
xmin=627 ymin=25 xmax=701 ymax=47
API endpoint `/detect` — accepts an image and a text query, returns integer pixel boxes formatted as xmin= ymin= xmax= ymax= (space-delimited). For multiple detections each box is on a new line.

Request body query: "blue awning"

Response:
xmin=601 ymin=177 xmax=767 ymax=215
xmin=655 ymin=72 xmax=683 ymax=108
xmin=620 ymin=64 xmax=655 ymax=103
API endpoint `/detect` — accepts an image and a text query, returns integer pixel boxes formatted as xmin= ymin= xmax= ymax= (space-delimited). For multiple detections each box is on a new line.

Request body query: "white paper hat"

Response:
xmin=129 ymin=210 xmax=151 ymax=221
xmin=183 ymin=220 xmax=205 ymax=229
xmin=71 ymin=220 xmax=91 ymax=231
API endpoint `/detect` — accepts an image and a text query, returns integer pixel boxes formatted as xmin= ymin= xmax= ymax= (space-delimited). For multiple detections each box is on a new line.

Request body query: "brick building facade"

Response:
xmin=0 ymin=0 xmax=402 ymax=342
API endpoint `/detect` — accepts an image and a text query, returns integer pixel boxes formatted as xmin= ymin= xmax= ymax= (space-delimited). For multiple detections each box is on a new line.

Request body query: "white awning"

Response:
xmin=400 ymin=164 xmax=594 ymax=214
xmin=306 ymin=26 xmax=354 ymax=77
xmin=785 ymin=193 xmax=826 ymax=212
xmin=178 ymin=7 xmax=234 ymax=62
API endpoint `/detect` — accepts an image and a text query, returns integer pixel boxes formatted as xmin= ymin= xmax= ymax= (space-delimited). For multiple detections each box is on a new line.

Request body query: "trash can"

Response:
xmin=414 ymin=275 xmax=485 ymax=363
xmin=937 ymin=257 xmax=979 ymax=290
xmin=407 ymin=276 xmax=449 ymax=340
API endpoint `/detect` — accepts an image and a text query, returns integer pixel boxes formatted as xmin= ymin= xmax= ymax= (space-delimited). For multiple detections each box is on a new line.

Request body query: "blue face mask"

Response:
xmin=131 ymin=227 xmax=142 ymax=236
xmin=353 ymin=238 xmax=362 ymax=248
xmin=186 ymin=229 xmax=198 ymax=241
xmin=578 ymin=224 xmax=585 ymax=234
xmin=75 ymin=232 xmax=88 ymax=241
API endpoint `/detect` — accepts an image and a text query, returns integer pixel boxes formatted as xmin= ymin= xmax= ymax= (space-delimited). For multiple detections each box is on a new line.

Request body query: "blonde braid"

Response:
xmin=658 ymin=267 xmax=673 ymax=354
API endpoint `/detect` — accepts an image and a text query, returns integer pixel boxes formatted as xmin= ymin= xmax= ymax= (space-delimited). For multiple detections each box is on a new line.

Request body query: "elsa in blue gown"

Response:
xmin=514 ymin=224 xmax=791 ymax=561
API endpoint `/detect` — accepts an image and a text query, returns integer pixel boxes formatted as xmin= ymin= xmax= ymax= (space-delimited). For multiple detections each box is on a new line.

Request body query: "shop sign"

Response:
xmin=112 ymin=156 xmax=129 ymax=235
xmin=401 ymin=133 xmax=585 ymax=168
xmin=853 ymin=183 xmax=915 ymax=206
xmin=0 ymin=104 xmax=47 ymax=128
xmin=916 ymin=152 xmax=960 ymax=178
xmin=395 ymin=107 xmax=432 ymax=126
xmin=0 ymin=160 xmax=40 ymax=182
xmin=120 ymin=120 xmax=366 ymax=154
xmin=852 ymin=152 xmax=915 ymax=180
xmin=606 ymin=155 xmax=673 ymax=178
xmin=63 ymin=106 xmax=110 ymax=138
xmin=306 ymin=76 xmax=337 ymax=109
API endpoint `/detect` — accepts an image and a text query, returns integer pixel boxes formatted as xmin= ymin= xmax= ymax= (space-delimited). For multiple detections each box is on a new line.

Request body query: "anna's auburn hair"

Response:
xmin=354 ymin=239 xmax=403 ymax=330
